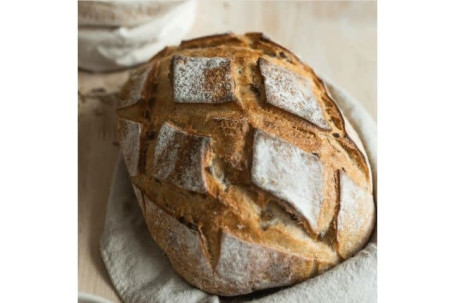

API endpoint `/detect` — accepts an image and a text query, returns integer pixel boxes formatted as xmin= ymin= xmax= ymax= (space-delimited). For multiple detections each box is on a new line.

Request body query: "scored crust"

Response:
xmin=171 ymin=55 xmax=236 ymax=103
xmin=336 ymin=171 xmax=375 ymax=258
xmin=117 ymin=32 xmax=375 ymax=296
xmin=251 ymin=129 xmax=324 ymax=233
xmin=152 ymin=121 xmax=211 ymax=193
xmin=259 ymin=58 xmax=330 ymax=130
xmin=118 ymin=118 xmax=142 ymax=176
xmin=141 ymin=194 xmax=314 ymax=295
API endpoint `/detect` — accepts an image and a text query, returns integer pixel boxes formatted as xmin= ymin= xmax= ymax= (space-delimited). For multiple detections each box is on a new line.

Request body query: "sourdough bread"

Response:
xmin=117 ymin=32 xmax=375 ymax=296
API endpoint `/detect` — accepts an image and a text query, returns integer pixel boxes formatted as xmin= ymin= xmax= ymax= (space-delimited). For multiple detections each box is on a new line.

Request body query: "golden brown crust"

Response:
xmin=117 ymin=33 xmax=375 ymax=296
xmin=180 ymin=32 xmax=245 ymax=49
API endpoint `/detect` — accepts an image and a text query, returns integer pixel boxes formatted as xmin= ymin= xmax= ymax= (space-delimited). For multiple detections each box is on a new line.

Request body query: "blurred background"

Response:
xmin=78 ymin=1 xmax=376 ymax=302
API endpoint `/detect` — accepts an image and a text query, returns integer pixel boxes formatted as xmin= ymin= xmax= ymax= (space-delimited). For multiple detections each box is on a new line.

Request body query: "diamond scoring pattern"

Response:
xmin=172 ymin=55 xmax=236 ymax=104
xmin=251 ymin=129 xmax=325 ymax=232
xmin=152 ymin=121 xmax=210 ymax=193
xmin=120 ymin=49 xmax=371 ymax=274
xmin=259 ymin=58 xmax=330 ymax=130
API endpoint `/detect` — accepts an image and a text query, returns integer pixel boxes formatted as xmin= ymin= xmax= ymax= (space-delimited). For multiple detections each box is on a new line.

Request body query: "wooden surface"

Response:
xmin=78 ymin=2 xmax=376 ymax=302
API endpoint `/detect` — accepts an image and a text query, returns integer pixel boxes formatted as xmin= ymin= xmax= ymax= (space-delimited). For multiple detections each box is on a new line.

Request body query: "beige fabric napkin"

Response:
xmin=78 ymin=1 xmax=196 ymax=72
xmin=100 ymin=80 xmax=377 ymax=303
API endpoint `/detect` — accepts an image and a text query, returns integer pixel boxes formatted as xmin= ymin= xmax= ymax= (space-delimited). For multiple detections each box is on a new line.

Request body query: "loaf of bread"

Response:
xmin=117 ymin=32 xmax=375 ymax=296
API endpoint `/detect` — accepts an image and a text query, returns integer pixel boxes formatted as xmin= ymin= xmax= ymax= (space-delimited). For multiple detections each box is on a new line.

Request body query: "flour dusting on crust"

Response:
xmin=143 ymin=195 xmax=311 ymax=295
xmin=121 ymin=63 xmax=152 ymax=108
xmin=118 ymin=119 xmax=142 ymax=176
xmin=152 ymin=121 xmax=211 ymax=193
xmin=143 ymin=195 xmax=215 ymax=281
xmin=259 ymin=58 xmax=330 ymax=129
xmin=337 ymin=171 xmax=375 ymax=258
xmin=251 ymin=129 xmax=324 ymax=232
xmin=172 ymin=55 xmax=236 ymax=103
xmin=216 ymin=231 xmax=311 ymax=290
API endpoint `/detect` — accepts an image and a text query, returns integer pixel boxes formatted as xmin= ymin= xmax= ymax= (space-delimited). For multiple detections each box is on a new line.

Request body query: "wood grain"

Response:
xmin=78 ymin=2 xmax=376 ymax=302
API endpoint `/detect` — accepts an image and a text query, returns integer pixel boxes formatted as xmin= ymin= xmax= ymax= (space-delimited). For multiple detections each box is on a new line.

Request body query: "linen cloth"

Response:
xmin=78 ymin=1 xmax=196 ymax=72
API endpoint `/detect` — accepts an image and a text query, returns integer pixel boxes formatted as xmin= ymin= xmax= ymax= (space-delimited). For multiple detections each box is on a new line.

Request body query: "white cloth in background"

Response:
xmin=100 ymin=80 xmax=377 ymax=303
xmin=78 ymin=1 xmax=197 ymax=72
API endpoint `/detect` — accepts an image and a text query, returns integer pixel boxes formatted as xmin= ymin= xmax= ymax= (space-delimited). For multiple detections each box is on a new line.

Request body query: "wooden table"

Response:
xmin=78 ymin=2 xmax=376 ymax=302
